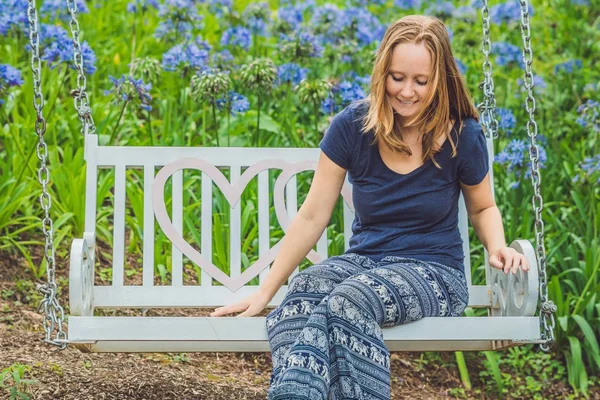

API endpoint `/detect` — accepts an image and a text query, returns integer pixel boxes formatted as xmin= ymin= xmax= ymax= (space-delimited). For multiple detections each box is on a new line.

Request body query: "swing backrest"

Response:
xmin=83 ymin=134 xmax=495 ymax=310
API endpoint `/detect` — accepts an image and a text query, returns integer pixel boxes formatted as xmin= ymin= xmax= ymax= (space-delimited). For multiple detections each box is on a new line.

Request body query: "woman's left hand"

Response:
xmin=488 ymin=246 xmax=530 ymax=275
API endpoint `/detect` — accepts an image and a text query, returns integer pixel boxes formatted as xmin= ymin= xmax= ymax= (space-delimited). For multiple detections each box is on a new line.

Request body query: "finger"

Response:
xmin=503 ymin=253 xmax=513 ymax=274
xmin=211 ymin=304 xmax=242 ymax=317
xmin=523 ymin=256 xmax=530 ymax=271
xmin=511 ymin=252 xmax=521 ymax=275
xmin=489 ymin=254 xmax=502 ymax=269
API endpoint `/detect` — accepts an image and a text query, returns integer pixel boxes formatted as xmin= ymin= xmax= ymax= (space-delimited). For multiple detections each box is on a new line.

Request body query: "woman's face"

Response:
xmin=385 ymin=42 xmax=433 ymax=123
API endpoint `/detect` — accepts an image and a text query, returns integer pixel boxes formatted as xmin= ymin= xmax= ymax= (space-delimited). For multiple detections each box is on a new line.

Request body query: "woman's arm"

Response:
xmin=460 ymin=173 xmax=529 ymax=274
xmin=259 ymin=151 xmax=348 ymax=300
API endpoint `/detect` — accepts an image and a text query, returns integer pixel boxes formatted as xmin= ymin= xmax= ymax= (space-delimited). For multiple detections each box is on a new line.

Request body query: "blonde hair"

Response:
xmin=358 ymin=15 xmax=479 ymax=168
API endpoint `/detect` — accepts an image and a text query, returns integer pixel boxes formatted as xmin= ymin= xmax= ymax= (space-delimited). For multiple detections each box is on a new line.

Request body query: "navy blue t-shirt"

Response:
xmin=318 ymin=101 xmax=489 ymax=272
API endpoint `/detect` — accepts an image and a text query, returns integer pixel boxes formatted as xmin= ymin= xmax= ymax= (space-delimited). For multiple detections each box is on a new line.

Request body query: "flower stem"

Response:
xmin=255 ymin=95 xmax=262 ymax=146
xmin=109 ymin=100 xmax=129 ymax=145
xmin=212 ymin=102 xmax=219 ymax=146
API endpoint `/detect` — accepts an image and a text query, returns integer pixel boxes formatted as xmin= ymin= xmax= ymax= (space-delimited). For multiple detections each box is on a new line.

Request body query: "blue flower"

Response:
xmin=220 ymin=26 xmax=253 ymax=50
xmin=40 ymin=0 xmax=89 ymax=21
xmin=491 ymin=42 xmax=525 ymax=69
xmin=279 ymin=29 xmax=324 ymax=58
xmin=155 ymin=0 xmax=203 ymax=41
xmin=495 ymin=138 xmax=547 ymax=188
xmin=216 ymin=91 xmax=250 ymax=116
xmin=554 ymin=59 xmax=583 ymax=74
xmin=208 ymin=0 xmax=232 ymax=17
xmin=104 ymin=74 xmax=153 ymax=111
xmin=162 ymin=39 xmax=210 ymax=72
xmin=576 ymin=99 xmax=600 ymax=133
xmin=0 ymin=63 xmax=24 ymax=105
xmin=573 ymin=154 xmax=600 ymax=184
xmin=321 ymin=79 xmax=365 ymax=114
xmin=277 ymin=63 xmax=308 ymax=86
xmin=425 ymin=1 xmax=455 ymax=19
xmin=496 ymin=108 xmax=517 ymax=135
xmin=341 ymin=7 xmax=385 ymax=46
xmin=127 ymin=0 xmax=160 ymax=13
xmin=0 ymin=0 xmax=29 ymax=36
xmin=278 ymin=5 xmax=305 ymax=27
xmin=490 ymin=1 xmax=534 ymax=25
xmin=310 ymin=4 xmax=345 ymax=37
xmin=394 ymin=0 xmax=423 ymax=9
xmin=37 ymin=24 xmax=97 ymax=74
xmin=517 ymin=74 xmax=547 ymax=95
xmin=453 ymin=5 xmax=477 ymax=22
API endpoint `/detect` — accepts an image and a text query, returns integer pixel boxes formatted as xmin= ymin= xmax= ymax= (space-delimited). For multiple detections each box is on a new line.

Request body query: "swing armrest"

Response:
xmin=489 ymin=239 xmax=539 ymax=317
xmin=69 ymin=232 xmax=96 ymax=316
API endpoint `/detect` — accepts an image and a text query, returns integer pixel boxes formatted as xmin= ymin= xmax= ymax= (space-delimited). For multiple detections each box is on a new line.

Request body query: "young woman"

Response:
xmin=211 ymin=14 xmax=529 ymax=400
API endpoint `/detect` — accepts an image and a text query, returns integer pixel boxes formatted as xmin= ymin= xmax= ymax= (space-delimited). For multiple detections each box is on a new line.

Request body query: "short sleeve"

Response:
xmin=318 ymin=107 xmax=359 ymax=170
xmin=458 ymin=120 xmax=490 ymax=185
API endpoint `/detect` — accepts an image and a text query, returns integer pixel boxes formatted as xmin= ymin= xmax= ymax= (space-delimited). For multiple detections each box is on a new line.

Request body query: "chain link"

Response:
xmin=27 ymin=0 xmax=67 ymax=350
xmin=477 ymin=0 xmax=499 ymax=139
xmin=65 ymin=0 xmax=96 ymax=135
xmin=518 ymin=0 xmax=556 ymax=352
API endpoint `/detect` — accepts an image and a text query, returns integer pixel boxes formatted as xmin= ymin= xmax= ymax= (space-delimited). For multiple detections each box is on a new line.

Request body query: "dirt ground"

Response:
xmin=0 ymin=250 xmax=596 ymax=400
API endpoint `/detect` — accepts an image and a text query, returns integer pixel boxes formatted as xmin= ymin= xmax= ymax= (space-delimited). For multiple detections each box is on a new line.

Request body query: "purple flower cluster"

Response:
xmin=127 ymin=0 xmax=160 ymax=13
xmin=0 ymin=0 xmax=29 ymax=36
xmin=207 ymin=0 xmax=233 ymax=17
xmin=554 ymin=59 xmax=583 ymax=74
xmin=517 ymin=74 xmax=548 ymax=95
xmin=155 ymin=0 xmax=203 ymax=40
xmin=162 ymin=36 xmax=211 ymax=72
xmin=576 ymin=99 xmax=599 ymax=133
xmin=216 ymin=91 xmax=250 ymax=116
xmin=573 ymin=154 xmax=600 ymax=184
xmin=38 ymin=24 xmax=97 ymax=74
xmin=342 ymin=7 xmax=385 ymax=46
xmin=40 ymin=0 xmax=89 ymax=20
xmin=394 ymin=0 xmax=423 ymax=10
xmin=277 ymin=63 xmax=308 ymax=86
xmin=279 ymin=30 xmax=324 ymax=59
xmin=104 ymin=74 xmax=153 ymax=111
xmin=220 ymin=26 xmax=253 ymax=50
xmin=495 ymin=138 xmax=547 ymax=189
xmin=489 ymin=1 xmax=534 ymax=25
xmin=425 ymin=1 xmax=455 ymax=19
xmin=0 ymin=63 xmax=24 ymax=105
xmin=321 ymin=74 xmax=368 ymax=115
xmin=492 ymin=42 xmax=525 ymax=69
xmin=496 ymin=108 xmax=517 ymax=135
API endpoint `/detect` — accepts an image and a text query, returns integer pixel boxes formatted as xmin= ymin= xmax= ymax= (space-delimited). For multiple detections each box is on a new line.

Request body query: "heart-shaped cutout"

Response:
xmin=152 ymin=157 xmax=348 ymax=292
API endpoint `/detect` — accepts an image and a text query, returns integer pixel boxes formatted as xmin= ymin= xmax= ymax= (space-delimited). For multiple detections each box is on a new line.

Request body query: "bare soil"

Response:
xmin=0 ymin=249 xmax=596 ymax=400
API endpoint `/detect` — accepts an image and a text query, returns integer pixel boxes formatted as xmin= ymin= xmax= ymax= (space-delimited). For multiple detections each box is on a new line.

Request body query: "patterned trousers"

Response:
xmin=266 ymin=253 xmax=469 ymax=400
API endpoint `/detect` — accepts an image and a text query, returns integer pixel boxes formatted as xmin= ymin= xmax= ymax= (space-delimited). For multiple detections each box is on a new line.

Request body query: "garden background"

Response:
xmin=0 ymin=0 xmax=599 ymax=398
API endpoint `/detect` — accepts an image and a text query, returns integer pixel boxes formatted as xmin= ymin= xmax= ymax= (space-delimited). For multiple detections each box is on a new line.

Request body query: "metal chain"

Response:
xmin=477 ymin=0 xmax=499 ymax=139
xmin=518 ymin=0 xmax=556 ymax=352
xmin=27 ymin=0 xmax=67 ymax=350
xmin=65 ymin=0 xmax=96 ymax=135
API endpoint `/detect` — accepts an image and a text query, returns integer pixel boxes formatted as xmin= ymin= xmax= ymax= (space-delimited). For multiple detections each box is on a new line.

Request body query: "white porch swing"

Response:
xmin=28 ymin=0 xmax=557 ymax=353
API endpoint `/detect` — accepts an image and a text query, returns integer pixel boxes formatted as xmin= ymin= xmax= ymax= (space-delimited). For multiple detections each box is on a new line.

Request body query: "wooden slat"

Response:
xmin=143 ymin=165 xmax=154 ymax=286
xmin=172 ymin=170 xmax=183 ymax=286
xmin=230 ymin=167 xmax=241 ymax=279
xmin=258 ymin=171 xmax=269 ymax=284
xmin=68 ymin=316 xmax=541 ymax=343
xmin=343 ymin=201 xmax=353 ymax=251
xmin=112 ymin=164 xmax=126 ymax=287
xmin=91 ymin=284 xmax=493 ymax=308
xmin=285 ymin=175 xmax=299 ymax=282
xmin=201 ymin=173 xmax=212 ymax=287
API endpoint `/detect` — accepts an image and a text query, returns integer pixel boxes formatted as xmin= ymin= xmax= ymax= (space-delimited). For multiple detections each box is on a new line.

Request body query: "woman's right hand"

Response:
xmin=209 ymin=290 xmax=273 ymax=318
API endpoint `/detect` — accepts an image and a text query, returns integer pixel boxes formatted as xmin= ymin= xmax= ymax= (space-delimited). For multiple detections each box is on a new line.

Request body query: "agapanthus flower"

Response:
xmin=394 ymin=0 xmax=422 ymax=10
xmin=0 ymin=63 xmax=24 ymax=105
xmin=40 ymin=0 xmax=89 ymax=21
xmin=216 ymin=91 xmax=250 ymax=116
xmin=573 ymin=154 xmax=600 ymax=184
xmin=496 ymin=108 xmax=517 ymax=135
xmin=37 ymin=24 xmax=97 ymax=74
xmin=489 ymin=1 xmax=534 ymax=25
xmin=277 ymin=63 xmax=308 ymax=86
xmin=554 ymin=59 xmax=583 ymax=74
xmin=162 ymin=39 xmax=210 ymax=72
xmin=341 ymin=7 xmax=385 ymax=46
xmin=425 ymin=1 xmax=455 ymax=19
xmin=104 ymin=74 xmax=153 ymax=111
xmin=310 ymin=4 xmax=345 ymax=37
xmin=127 ymin=0 xmax=160 ymax=13
xmin=0 ymin=0 xmax=29 ymax=36
xmin=279 ymin=30 xmax=324 ymax=60
xmin=494 ymin=138 xmax=547 ymax=189
xmin=491 ymin=42 xmax=525 ymax=69
xmin=155 ymin=0 xmax=203 ymax=41
xmin=576 ymin=99 xmax=600 ymax=133
xmin=220 ymin=26 xmax=253 ymax=50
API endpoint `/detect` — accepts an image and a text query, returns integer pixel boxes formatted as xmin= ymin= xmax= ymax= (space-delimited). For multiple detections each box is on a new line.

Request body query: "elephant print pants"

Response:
xmin=266 ymin=253 xmax=469 ymax=400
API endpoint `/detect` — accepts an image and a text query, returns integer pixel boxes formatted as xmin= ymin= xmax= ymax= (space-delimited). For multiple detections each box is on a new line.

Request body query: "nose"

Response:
xmin=400 ymin=83 xmax=416 ymax=98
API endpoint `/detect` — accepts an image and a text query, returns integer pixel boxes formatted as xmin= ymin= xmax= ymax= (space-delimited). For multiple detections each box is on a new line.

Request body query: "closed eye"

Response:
xmin=391 ymin=76 xmax=428 ymax=85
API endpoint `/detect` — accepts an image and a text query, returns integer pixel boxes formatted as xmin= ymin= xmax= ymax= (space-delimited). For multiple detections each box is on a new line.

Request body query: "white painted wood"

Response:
xmin=76 ymin=339 xmax=524 ymax=353
xmin=84 ymin=136 xmax=98 ymax=233
xmin=343 ymin=202 xmax=353 ymax=251
xmin=258 ymin=171 xmax=270 ymax=284
xmin=172 ymin=170 xmax=183 ymax=287
xmin=201 ymin=173 xmax=212 ymax=287
xmin=112 ymin=164 xmax=126 ymax=287
xmin=90 ymin=284 xmax=492 ymax=308
xmin=68 ymin=315 xmax=541 ymax=343
xmin=143 ymin=165 xmax=154 ymax=287
xmin=285 ymin=175 xmax=299 ymax=283
xmin=458 ymin=192 xmax=472 ymax=285
xmin=230 ymin=167 xmax=241 ymax=279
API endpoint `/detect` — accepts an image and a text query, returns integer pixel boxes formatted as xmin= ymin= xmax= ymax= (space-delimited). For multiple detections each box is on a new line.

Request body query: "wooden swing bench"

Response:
xmin=67 ymin=134 xmax=542 ymax=353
